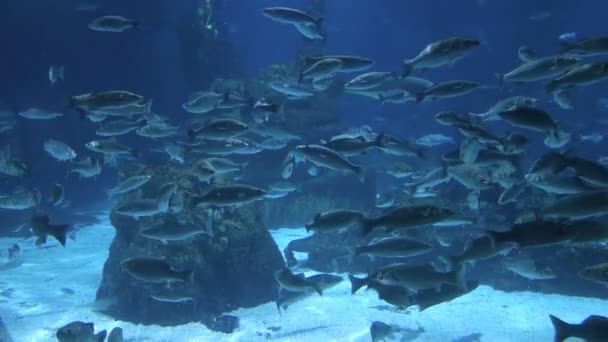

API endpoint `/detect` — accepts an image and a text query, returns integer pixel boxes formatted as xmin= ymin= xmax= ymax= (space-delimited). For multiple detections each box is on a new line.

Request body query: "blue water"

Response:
xmin=1 ymin=1 xmax=608 ymax=341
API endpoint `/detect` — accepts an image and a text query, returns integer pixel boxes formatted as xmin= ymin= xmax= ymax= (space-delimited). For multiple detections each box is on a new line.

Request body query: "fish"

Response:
xmin=565 ymin=156 xmax=608 ymax=188
xmin=353 ymin=236 xmax=432 ymax=259
xmin=542 ymin=191 xmax=608 ymax=219
xmin=469 ymin=96 xmax=537 ymax=121
xmin=274 ymin=267 xmax=323 ymax=296
xmin=43 ymin=139 xmax=77 ymax=161
xmin=140 ymin=223 xmax=211 ymax=244
xmin=349 ymin=262 xmax=466 ymax=294
xmin=415 ymin=80 xmax=480 ymax=102
xmin=276 ymin=274 xmax=342 ymax=312
xmin=113 ymin=184 xmax=176 ymax=218
xmin=191 ymin=184 xmax=266 ymax=207
xmin=260 ymin=137 xmax=288 ymax=150
xmin=90 ymin=100 xmax=152 ymax=117
xmin=498 ymin=106 xmax=564 ymax=137
xmin=553 ymin=89 xmax=573 ymax=110
xmin=299 ymin=58 xmax=342 ymax=83
xmin=402 ymin=37 xmax=480 ymax=76
xmin=204 ymin=157 xmax=246 ymax=173
xmin=294 ymin=22 xmax=324 ymax=40
xmin=68 ymin=157 xmax=102 ymax=178
xmin=345 ymin=72 xmax=396 ymax=90
xmin=106 ymin=175 xmax=152 ymax=198
xmin=435 ymin=111 xmax=473 ymax=127
xmin=416 ymin=133 xmax=454 ymax=147
xmin=295 ymin=144 xmax=365 ymax=180
xmin=378 ymin=134 xmax=425 ymax=159
xmin=386 ymin=162 xmax=413 ymax=178
xmin=150 ymin=293 xmax=195 ymax=304
xmin=190 ymin=118 xmax=248 ymax=140
xmin=305 ymin=209 xmax=366 ymax=233
xmin=30 ymin=214 xmax=69 ymax=247
xmin=547 ymin=62 xmax=608 ymax=93
xmin=360 ymin=205 xmax=454 ymax=235
xmin=96 ymin=119 xmax=143 ymax=136
xmin=89 ymin=15 xmax=139 ymax=32
xmin=560 ymin=35 xmax=608 ymax=56
xmin=525 ymin=174 xmax=596 ymax=195
xmin=305 ymin=55 xmax=374 ymax=72
xmin=549 ymin=314 xmax=608 ymax=342
xmin=578 ymin=263 xmax=608 ymax=286
xmin=49 ymin=65 xmax=65 ymax=86
xmin=163 ymin=143 xmax=186 ymax=163
xmin=448 ymin=236 xmax=515 ymax=269
xmin=503 ymin=55 xmax=581 ymax=82
xmin=18 ymin=107 xmax=63 ymax=120
xmin=503 ymin=255 xmax=556 ymax=280
xmin=528 ymin=152 xmax=569 ymax=177
xmin=448 ymin=164 xmax=493 ymax=190
xmin=49 ymin=183 xmax=65 ymax=207
xmin=85 ymin=139 xmax=134 ymax=156
xmin=182 ymin=92 xmax=225 ymax=114
xmin=70 ymin=90 xmax=144 ymax=111
xmin=0 ymin=190 xmax=40 ymax=210
xmin=487 ymin=220 xmax=574 ymax=248
xmin=269 ymin=82 xmax=315 ymax=98
xmin=321 ymin=134 xmax=384 ymax=156
xmin=262 ymin=7 xmax=322 ymax=27
xmin=136 ymin=123 xmax=179 ymax=138
xmin=56 ymin=321 xmax=106 ymax=342
xmin=121 ymin=256 xmax=193 ymax=283
xmin=517 ymin=46 xmax=537 ymax=62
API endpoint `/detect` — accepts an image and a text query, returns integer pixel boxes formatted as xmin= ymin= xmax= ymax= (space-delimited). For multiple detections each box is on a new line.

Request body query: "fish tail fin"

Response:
xmin=132 ymin=20 xmax=142 ymax=30
xmin=144 ymin=99 xmax=153 ymax=114
xmin=312 ymin=283 xmax=324 ymax=297
xmin=275 ymin=301 xmax=283 ymax=316
xmin=546 ymin=80 xmax=559 ymax=94
xmin=401 ymin=61 xmax=414 ymax=78
xmin=50 ymin=224 xmax=69 ymax=247
xmin=374 ymin=133 xmax=385 ymax=147
xmin=549 ymin=314 xmax=573 ymax=342
xmin=494 ymin=73 xmax=505 ymax=93
xmin=315 ymin=17 xmax=324 ymax=28
xmin=378 ymin=94 xmax=386 ymax=104
xmin=96 ymin=330 xmax=107 ymax=342
xmin=58 ymin=66 xmax=65 ymax=81
xmin=298 ymin=70 xmax=304 ymax=85
xmin=348 ymin=274 xmax=368 ymax=294
xmin=415 ymin=92 xmax=425 ymax=103
xmin=454 ymin=262 xmax=467 ymax=291
xmin=359 ymin=217 xmax=375 ymax=236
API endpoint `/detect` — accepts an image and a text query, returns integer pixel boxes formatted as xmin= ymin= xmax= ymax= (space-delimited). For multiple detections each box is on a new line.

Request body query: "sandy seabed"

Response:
xmin=0 ymin=218 xmax=605 ymax=342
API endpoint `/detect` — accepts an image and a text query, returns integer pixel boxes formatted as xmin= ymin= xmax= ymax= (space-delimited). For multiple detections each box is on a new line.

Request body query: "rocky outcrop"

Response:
xmin=95 ymin=167 xmax=284 ymax=331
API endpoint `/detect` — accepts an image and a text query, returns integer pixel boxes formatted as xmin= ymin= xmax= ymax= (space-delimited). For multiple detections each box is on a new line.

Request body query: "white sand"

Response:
xmin=0 ymin=219 xmax=605 ymax=341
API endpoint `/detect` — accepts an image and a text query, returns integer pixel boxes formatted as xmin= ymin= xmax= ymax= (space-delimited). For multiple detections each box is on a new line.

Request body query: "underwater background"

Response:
xmin=1 ymin=0 xmax=608 ymax=341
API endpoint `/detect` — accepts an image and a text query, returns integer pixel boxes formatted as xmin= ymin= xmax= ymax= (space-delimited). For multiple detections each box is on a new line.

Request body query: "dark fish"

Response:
xmin=56 ymin=321 xmax=106 ymax=342
xmin=360 ymin=205 xmax=454 ymax=235
xmin=121 ymin=257 xmax=193 ymax=283
xmin=549 ymin=314 xmax=608 ymax=342
xmin=31 ymin=214 xmax=69 ymax=247
xmin=274 ymin=267 xmax=323 ymax=296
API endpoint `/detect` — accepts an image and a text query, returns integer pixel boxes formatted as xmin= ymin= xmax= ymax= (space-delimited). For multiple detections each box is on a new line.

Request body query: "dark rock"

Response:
xmin=204 ymin=314 xmax=239 ymax=334
xmin=95 ymin=167 xmax=285 ymax=328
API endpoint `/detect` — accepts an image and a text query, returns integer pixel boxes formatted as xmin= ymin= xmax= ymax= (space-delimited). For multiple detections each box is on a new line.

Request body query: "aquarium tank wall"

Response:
xmin=1 ymin=0 xmax=608 ymax=341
